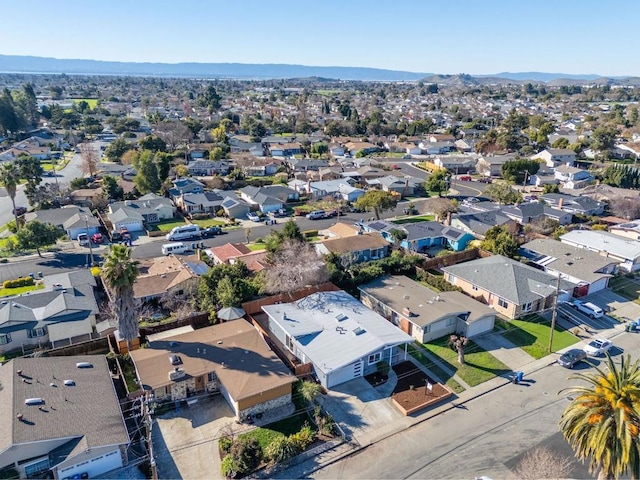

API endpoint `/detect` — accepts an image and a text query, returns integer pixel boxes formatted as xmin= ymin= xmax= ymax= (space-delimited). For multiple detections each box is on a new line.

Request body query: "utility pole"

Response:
xmin=85 ymin=215 xmax=94 ymax=267
xmin=548 ymin=274 xmax=562 ymax=353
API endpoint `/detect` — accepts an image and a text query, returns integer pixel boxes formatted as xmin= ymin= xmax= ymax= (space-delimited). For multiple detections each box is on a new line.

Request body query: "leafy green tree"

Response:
xmin=13 ymin=83 xmax=39 ymax=127
xmin=552 ymin=137 xmax=570 ymax=149
xmin=355 ymin=190 xmax=398 ymax=220
xmin=102 ymin=245 xmax=139 ymax=350
xmin=138 ymin=135 xmax=166 ymax=152
xmin=265 ymin=219 xmax=304 ymax=253
xmin=298 ymin=380 xmax=322 ymax=404
xmin=481 ymin=225 xmax=519 ymax=258
xmin=425 ymin=169 xmax=449 ymax=196
xmin=560 ymin=354 xmax=640 ymax=480
xmin=591 ymin=125 xmax=618 ymax=152
xmin=197 ymin=263 xmax=259 ymax=316
xmin=17 ymin=156 xmax=43 ymax=207
xmin=501 ymin=159 xmax=540 ymax=184
xmin=0 ymin=162 xmax=21 ymax=230
xmin=483 ymin=183 xmax=522 ymax=205
xmin=104 ymin=138 xmax=133 ymax=162
xmin=102 ymin=174 xmax=124 ymax=201
xmin=216 ymin=275 xmax=244 ymax=308
xmin=182 ymin=117 xmax=203 ymax=137
xmin=15 ymin=220 xmax=62 ymax=257
xmin=197 ymin=85 xmax=221 ymax=113
xmin=133 ymin=152 xmax=161 ymax=194
xmin=389 ymin=228 xmax=407 ymax=249
xmin=543 ymin=183 xmax=561 ymax=194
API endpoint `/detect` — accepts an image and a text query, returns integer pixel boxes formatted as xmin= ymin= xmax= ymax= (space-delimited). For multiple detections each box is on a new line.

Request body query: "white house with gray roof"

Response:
xmin=442 ymin=255 xmax=573 ymax=319
xmin=0 ymin=356 xmax=129 ymax=479
xmin=261 ymin=290 xmax=412 ymax=388
xmin=25 ymin=206 xmax=100 ymax=240
xmin=560 ymin=230 xmax=640 ymax=272
xmin=108 ymin=193 xmax=176 ymax=231
xmin=520 ymin=238 xmax=619 ymax=296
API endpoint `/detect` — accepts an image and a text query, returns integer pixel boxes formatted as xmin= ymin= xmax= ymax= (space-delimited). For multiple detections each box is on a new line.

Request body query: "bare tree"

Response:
xmin=79 ymin=143 xmax=99 ymax=177
xmin=424 ymin=197 xmax=457 ymax=222
xmin=264 ymin=240 xmax=330 ymax=294
xmin=449 ymin=334 xmax=469 ymax=365
xmin=154 ymin=120 xmax=192 ymax=151
xmin=609 ymin=198 xmax=640 ymax=220
xmin=512 ymin=447 xmax=573 ymax=480
xmin=160 ymin=282 xmax=198 ymax=319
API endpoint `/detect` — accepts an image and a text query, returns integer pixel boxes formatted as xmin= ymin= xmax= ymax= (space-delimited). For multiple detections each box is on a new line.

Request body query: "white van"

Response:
xmin=165 ymin=224 xmax=201 ymax=241
xmin=161 ymin=242 xmax=188 ymax=256
xmin=306 ymin=210 xmax=326 ymax=220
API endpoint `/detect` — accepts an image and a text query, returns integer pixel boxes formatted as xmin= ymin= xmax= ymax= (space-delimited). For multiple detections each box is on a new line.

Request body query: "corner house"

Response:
xmin=130 ymin=320 xmax=295 ymax=420
xmin=0 ymin=356 xmax=130 ymax=479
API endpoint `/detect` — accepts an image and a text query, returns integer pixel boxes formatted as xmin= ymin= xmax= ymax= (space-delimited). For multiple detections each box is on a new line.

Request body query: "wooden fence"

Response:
xmin=417 ymin=247 xmax=482 ymax=272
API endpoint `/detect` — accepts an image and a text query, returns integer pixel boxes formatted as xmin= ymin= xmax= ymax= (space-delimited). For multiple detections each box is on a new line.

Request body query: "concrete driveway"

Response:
xmin=588 ymin=289 xmax=640 ymax=321
xmin=152 ymin=395 xmax=251 ymax=480
xmin=317 ymin=377 xmax=411 ymax=446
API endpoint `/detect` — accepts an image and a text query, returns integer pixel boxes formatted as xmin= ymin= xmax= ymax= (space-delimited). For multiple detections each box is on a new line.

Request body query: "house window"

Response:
xmin=368 ymin=352 xmax=382 ymax=365
xmin=449 ymin=275 xmax=457 ymax=285
xmin=0 ymin=333 xmax=11 ymax=345
xmin=27 ymin=327 xmax=47 ymax=338
xmin=207 ymin=372 xmax=216 ymax=382
xmin=446 ymin=318 xmax=456 ymax=327
xmin=497 ymin=298 xmax=509 ymax=309
xmin=423 ymin=325 xmax=431 ymax=333
xmin=523 ymin=302 xmax=533 ymax=312
xmin=285 ymin=334 xmax=294 ymax=352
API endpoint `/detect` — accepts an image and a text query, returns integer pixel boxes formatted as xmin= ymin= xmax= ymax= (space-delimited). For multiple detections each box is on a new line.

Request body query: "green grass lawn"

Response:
xmin=609 ymin=276 xmax=640 ymax=303
xmin=247 ymin=243 xmax=266 ymax=251
xmin=73 ymin=98 xmax=99 ymax=109
xmin=316 ymin=89 xmax=341 ymax=96
xmin=499 ymin=316 xmax=578 ymax=358
xmin=0 ymin=284 xmax=44 ymax=297
xmin=153 ymin=219 xmax=188 ymax=232
xmin=392 ymin=214 xmax=435 ymax=224
xmin=239 ymin=411 xmax=313 ymax=450
xmin=407 ymin=343 xmax=465 ymax=393
xmin=421 ymin=337 xmax=511 ymax=387
xmin=191 ymin=218 xmax=227 ymax=228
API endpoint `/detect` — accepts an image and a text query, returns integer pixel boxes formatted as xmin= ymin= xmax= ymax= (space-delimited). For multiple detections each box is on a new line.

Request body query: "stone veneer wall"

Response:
xmin=238 ymin=393 xmax=293 ymax=420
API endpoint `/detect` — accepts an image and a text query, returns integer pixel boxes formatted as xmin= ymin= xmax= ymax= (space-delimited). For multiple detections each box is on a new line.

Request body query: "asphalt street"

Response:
xmin=311 ymin=331 xmax=640 ymax=480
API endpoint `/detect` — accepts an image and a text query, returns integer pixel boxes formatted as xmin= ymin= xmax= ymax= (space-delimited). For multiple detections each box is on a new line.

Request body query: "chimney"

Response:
xmin=558 ymin=197 xmax=564 ymax=209
xmin=445 ymin=211 xmax=451 ymax=226
xmin=402 ymin=307 xmax=412 ymax=317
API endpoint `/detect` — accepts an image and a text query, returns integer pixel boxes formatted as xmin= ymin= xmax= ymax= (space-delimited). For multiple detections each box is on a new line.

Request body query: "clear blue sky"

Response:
xmin=2 ymin=0 xmax=639 ymax=76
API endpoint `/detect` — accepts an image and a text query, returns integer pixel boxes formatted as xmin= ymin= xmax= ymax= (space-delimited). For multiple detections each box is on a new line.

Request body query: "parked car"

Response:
xmin=458 ymin=175 xmax=472 ymax=181
xmin=477 ymin=177 xmax=493 ymax=183
xmin=77 ymin=233 xmax=90 ymax=247
xmin=247 ymin=212 xmax=261 ymax=222
xmin=12 ymin=206 xmax=27 ymax=216
xmin=91 ymin=233 xmax=104 ymax=244
xmin=583 ymin=338 xmax=613 ymax=357
xmin=557 ymin=349 xmax=588 ymax=369
xmin=572 ymin=300 xmax=604 ymax=319
xmin=110 ymin=230 xmax=122 ymax=242
xmin=306 ymin=210 xmax=326 ymax=220
xmin=119 ymin=226 xmax=131 ymax=240
xmin=201 ymin=226 xmax=222 ymax=237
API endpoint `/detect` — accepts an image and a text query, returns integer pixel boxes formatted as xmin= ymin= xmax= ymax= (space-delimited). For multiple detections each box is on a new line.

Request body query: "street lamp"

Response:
xmin=85 ymin=215 xmax=94 ymax=268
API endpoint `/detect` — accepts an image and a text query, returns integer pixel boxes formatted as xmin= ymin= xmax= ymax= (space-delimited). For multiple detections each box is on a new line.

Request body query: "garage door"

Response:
xmin=466 ymin=315 xmax=495 ymax=337
xmin=57 ymin=450 xmax=122 ymax=479
xmin=327 ymin=360 xmax=363 ymax=388
xmin=115 ymin=221 xmax=143 ymax=232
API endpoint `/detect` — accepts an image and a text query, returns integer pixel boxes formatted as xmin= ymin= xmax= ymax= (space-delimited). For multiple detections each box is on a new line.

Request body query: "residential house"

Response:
xmin=0 ymin=356 xmax=130 ymax=479
xmin=560 ymin=230 xmax=640 ymax=273
xmin=500 ymin=203 xmax=545 ymax=224
xmin=219 ymin=194 xmax=251 ymax=219
xmin=442 ymin=255 xmax=573 ymax=318
xmin=422 ymin=141 xmax=455 ymax=155
xmin=428 ymin=134 xmax=456 ymax=143
xmin=364 ymin=220 xmax=473 ymax=252
xmin=69 ymin=187 xmax=105 ymax=208
xmin=175 ymin=191 xmax=225 ymax=216
xmin=455 ymin=138 xmax=476 ymax=153
xmin=304 ymin=179 xmax=365 ymax=202
xmin=318 ymin=222 xmax=363 ymax=239
xmin=359 ymin=275 xmax=495 ymax=343
xmin=450 ymin=210 xmax=516 ymax=239
xmin=187 ymin=159 xmax=231 ymax=176
xmin=475 ymin=155 xmax=516 ymax=177
xmin=0 ymin=269 xmax=99 ymax=354
xmin=133 ymin=254 xmax=205 ymax=303
xmin=433 ymin=155 xmax=477 ymax=173
xmin=261 ymin=290 xmax=412 ymax=388
xmin=268 ymin=142 xmax=303 ymax=157
xmin=239 ymin=185 xmax=299 ymax=213
xmin=532 ymin=148 xmax=577 ymax=168
xmin=206 ymin=243 xmax=252 ymax=265
xmin=109 ymin=194 xmax=176 ymax=231
xmin=242 ymin=160 xmax=281 ymax=177
xmin=169 ymin=177 xmax=205 ymax=199
xmin=25 ymin=206 xmax=100 ymax=240
xmin=287 ymin=158 xmax=330 ymax=172
xmin=329 ymin=144 xmax=345 ymax=157
xmin=344 ymin=141 xmax=379 ymax=156
xmin=130 ymin=320 xmax=295 ymax=420
xmin=367 ymin=175 xmax=424 ymax=197
xmin=609 ymin=220 xmax=640 ymax=241
xmin=530 ymin=172 xmax=559 ymax=187
xmin=540 ymin=193 xmax=605 ymax=216
xmin=554 ymin=165 xmax=593 ymax=189
xmin=228 ymin=250 xmax=270 ymax=272
xmin=520 ymin=238 xmax=619 ymax=296
xmin=315 ymin=232 xmax=390 ymax=262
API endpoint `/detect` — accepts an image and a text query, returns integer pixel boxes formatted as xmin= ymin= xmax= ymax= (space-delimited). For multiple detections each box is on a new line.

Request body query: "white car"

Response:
xmin=247 ymin=213 xmax=261 ymax=222
xmin=583 ymin=338 xmax=613 ymax=356
xmin=572 ymin=300 xmax=604 ymax=319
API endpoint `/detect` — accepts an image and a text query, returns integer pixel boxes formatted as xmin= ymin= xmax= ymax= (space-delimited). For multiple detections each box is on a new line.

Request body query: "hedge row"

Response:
xmin=3 ymin=277 xmax=35 ymax=289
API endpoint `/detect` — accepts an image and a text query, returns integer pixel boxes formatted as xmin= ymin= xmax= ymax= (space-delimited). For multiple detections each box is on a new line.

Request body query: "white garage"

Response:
xmin=465 ymin=314 xmax=496 ymax=338
xmin=326 ymin=360 xmax=364 ymax=388
xmin=56 ymin=449 xmax=123 ymax=479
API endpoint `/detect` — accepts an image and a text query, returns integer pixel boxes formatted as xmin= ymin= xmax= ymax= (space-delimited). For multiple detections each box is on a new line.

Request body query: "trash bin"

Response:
xmin=191 ymin=242 xmax=196 ymax=250
xmin=37 ymin=272 xmax=42 ymax=278
xmin=28 ymin=273 xmax=34 ymax=279
xmin=516 ymin=371 xmax=524 ymax=383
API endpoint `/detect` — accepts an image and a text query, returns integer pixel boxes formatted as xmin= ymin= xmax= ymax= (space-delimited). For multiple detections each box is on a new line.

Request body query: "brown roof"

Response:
xmin=130 ymin=320 xmax=294 ymax=401
xmin=133 ymin=255 xmax=199 ymax=299
xmin=231 ymin=250 xmax=270 ymax=272
xmin=0 ymin=356 xmax=129 ymax=455
xmin=210 ymin=243 xmax=251 ymax=263
xmin=320 ymin=232 xmax=389 ymax=254
xmin=323 ymin=222 xmax=361 ymax=238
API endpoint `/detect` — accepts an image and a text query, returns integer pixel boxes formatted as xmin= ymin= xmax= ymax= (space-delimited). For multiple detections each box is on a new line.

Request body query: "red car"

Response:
xmin=91 ymin=233 xmax=104 ymax=244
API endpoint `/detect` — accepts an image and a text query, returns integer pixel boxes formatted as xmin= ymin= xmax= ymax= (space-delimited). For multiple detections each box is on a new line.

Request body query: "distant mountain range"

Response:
xmin=0 ymin=54 xmax=638 ymax=85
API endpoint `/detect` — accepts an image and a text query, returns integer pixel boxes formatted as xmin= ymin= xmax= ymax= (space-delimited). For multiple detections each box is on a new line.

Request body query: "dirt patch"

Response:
xmin=391 ymin=361 xmax=452 ymax=415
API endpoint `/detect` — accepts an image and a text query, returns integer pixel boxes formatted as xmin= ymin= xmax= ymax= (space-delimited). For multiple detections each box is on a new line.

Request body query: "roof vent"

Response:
xmin=169 ymin=355 xmax=182 ymax=366
xmin=63 ymin=380 xmax=75 ymax=386
xmin=76 ymin=362 xmax=93 ymax=369
xmin=49 ymin=383 xmax=56 ymax=387
xmin=335 ymin=313 xmax=348 ymax=322
xmin=25 ymin=398 xmax=45 ymax=406
xmin=217 ymin=340 xmax=223 ymax=344
xmin=17 ymin=414 xmax=24 ymax=421
xmin=403 ymin=294 xmax=410 ymax=300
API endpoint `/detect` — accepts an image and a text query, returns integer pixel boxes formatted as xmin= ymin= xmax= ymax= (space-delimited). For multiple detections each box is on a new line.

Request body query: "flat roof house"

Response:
xmin=442 ymin=255 xmax=573 ymax=319
xmin=359 ymin=275 xmax=495 ymax=343
xmin=130 ymin=320 xmax=295 ymax=420
xmin=560 ymin=229 xmax=640 ymax=273
xmin=0 ymin=356 xmax=129 ymax=479
xmin=261 ymin=290 xmax=412 ymax=389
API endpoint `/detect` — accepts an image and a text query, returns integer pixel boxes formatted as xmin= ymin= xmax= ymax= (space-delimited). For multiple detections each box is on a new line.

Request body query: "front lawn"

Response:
xmin=500 ymin=315 xmax=578 ymax=359
xmin=153 ymin=219 xmax=188 ymax=232
xmin=420 ymin=336 xmax=511 ymax=387
xmin=0 ymin=284 xmax=44 ymax=297
xmin=191 ymin=218 xmax=227 ymax=228
xmin=73 ymin=98 xmax=99 ymax=109
xmin=238 ymin=411 xmax=313 ymax=450
xmin=407 ymin=343 xmax=465 ymax=393
xmin=392 ymin=215 xmax=435 ymax=224
xmin=247 ymin=243 xmax=266 ymax=251
xmin=609 ymin=276 xmax=640 ymax=303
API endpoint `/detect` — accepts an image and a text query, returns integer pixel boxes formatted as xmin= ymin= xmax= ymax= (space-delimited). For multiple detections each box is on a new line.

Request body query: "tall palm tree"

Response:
xmin=0 ymin=162 xmax=21 ymax=230
xmin=560 ymin=354 xmax=640 ymax=480
xmin=102 ymin=244 xmax=139 ymax=351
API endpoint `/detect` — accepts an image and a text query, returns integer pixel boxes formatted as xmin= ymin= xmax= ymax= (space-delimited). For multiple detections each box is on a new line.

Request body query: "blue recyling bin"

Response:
xmin=516 ymin=371 xmax=524 ymax=383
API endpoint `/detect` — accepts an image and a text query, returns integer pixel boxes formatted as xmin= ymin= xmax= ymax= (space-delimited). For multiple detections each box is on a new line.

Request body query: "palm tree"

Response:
xmin=102 ymin=244 xmax=139 ymax=351
xmin=0 ymin=162 xmax=21 ymax=230
xmin=560 ymin=354 xmax=640 ymax=480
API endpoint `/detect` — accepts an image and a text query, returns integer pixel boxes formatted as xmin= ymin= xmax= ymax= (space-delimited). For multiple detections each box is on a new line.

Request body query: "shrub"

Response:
xmin=219 ymin=435 xmax=233 ymax=454
xmin=303 ymin=230 xmax=318 ymax=238
xmin=220 ymin=454 xmax=235 ymax=478
xmin=289 ymin=424 xmax=315 ymax=451
xmin=228 ymin=437 xmax=262 ymax=475
xmin=265 ymin=436 xmax=298 ymax=463
xmin=3 ymin=277 xmax=35 ymax=289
